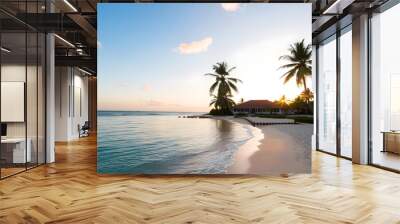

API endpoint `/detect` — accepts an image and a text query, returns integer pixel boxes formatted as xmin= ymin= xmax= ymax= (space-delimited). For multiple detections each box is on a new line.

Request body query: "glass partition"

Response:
xmin=317 ymin=35 xmax=337 ymax=154
xmin=339 ymin=27 xmax=352 ymax=158
xmin=370 ymin=3 xmax=400 ymax=171
xmin=0 ymin=31 xmax=28 ymax=177
xmin=27 ymin=31 xmax=38 ymax=169
xmin=0 ymin=2 xmax=46 ymax=179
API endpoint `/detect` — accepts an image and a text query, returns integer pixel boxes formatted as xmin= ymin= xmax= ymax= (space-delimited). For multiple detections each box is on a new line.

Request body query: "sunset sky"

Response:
xmin=98 ymin=3 xmax=311 ymax=112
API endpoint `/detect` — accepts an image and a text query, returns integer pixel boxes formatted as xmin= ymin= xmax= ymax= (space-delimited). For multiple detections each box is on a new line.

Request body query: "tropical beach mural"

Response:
xmin=97 ymin=3 xmax=312 ymax=175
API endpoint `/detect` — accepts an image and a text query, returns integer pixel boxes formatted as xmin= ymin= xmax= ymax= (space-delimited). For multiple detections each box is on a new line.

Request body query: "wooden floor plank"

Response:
xmin=0 ymin=135 xmax=400 ymax=223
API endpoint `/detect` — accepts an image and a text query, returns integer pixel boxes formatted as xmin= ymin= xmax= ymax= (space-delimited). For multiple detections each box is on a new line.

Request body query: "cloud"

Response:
xmin=97 ymin=41 xmax=102 ymax=48
xmin=176 ymin=37 xmax=213 ymax=54
xmin=221 ymin=3 xmax=240 ymax=12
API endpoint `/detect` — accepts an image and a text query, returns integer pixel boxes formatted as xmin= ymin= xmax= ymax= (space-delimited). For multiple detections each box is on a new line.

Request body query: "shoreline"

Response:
xmin=220 ymin=117 xmax=312 ymax=175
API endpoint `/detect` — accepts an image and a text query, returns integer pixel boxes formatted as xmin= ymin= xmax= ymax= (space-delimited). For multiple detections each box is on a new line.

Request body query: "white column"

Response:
xmin=46 ymin=33 xmax=55 ymax=163
xmin=352 ymin=14 xmax=369 ymax=164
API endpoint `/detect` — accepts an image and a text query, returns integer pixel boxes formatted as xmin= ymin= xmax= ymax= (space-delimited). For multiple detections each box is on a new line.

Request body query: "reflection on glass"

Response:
xmin=371 ymin=3 xmax=400 ymax=171
xmin=0 ymin=1 xmax=47 ymax=179
xmin=340 ymin=29 xmax=352 ymax=158
xmin=1 ymin=32 xmax=27 ymax=177
xmin=318 ymin=36 xmax=337 ymax=154
xmin=27 ymin=32 xmax=38 ymax=169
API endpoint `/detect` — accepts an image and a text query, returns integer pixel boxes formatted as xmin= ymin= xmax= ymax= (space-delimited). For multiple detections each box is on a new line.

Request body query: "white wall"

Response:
xmin=55 ymin=66 xmax=70 ymax=141
xmin=1 ymin=65 xmax=38 ymax=137
xmin=1 ymin=63 xmax=46 ymax=164
xmin=70 ymin=72 xmax=89 ymax=138
xmin=1 ymin=65 xmax=26 ymax=133
xmin=55 ymin=67 xmax=89 ymax=141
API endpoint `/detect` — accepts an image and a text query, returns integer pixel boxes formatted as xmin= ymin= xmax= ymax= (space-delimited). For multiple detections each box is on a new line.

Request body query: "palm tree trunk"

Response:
xmin=302 ymin=77 xmax=311 ymax=113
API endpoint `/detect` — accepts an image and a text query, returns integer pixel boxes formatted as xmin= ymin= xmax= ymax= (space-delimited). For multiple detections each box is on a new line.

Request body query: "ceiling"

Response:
xmin=0 ymin=0 xmax=98 ymax=74
xmin=311 ymin=0 xmax=390 ymax=43
xmin=0 ymin=0 xmax=393 ymax=74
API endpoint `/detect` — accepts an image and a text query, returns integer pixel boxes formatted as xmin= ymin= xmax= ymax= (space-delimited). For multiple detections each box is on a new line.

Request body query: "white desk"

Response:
xmin=382 ymin=131 xmax=400 ymax=154
xmin=1 ymin=138 xmax=31 ymax=163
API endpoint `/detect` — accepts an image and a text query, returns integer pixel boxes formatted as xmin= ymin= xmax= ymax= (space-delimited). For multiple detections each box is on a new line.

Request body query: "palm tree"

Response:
xmin=278 ymin=39 xmax=312 ymax=91
xmin=205 ymin=62 xmax=242 ymax=97
xmin=276 ymin=95 xmax=289 ymax=108
xmin=209 ymin=94 xmax=236 ymax=112
xmin=205 ymin=62 xmax=242 ymax=112
xmin=300 ymin=88 xmax=314 ymax=104
xmin=300 ymin=88 xmax=314 ymax=114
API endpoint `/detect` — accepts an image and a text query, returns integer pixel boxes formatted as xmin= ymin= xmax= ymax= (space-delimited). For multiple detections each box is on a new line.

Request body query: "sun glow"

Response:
xmin=228 ymin=39 xmax=310 ymax=103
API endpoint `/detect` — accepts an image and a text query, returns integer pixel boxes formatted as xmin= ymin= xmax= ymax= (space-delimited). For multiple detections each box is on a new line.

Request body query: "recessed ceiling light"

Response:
xmin=322 ymin=0 xmax=354 ymax=15
xmin=63 ymin=0 xmax=78 ymax=12
xmin=78 ymin=67 xmax=93 ymax=76
xmin=54 ymin=34 xmax=75 ymax=48
xmin=1 ymin=47 xmax=11 ymax=53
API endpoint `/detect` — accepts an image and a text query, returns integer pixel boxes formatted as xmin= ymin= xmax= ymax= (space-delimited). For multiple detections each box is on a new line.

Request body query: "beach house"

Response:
xmin=233 ymin=100 xmax=286 ymax=115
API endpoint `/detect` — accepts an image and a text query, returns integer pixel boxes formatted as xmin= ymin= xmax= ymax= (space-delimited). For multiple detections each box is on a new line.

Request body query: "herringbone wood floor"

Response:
xmin=1 ymin=135 xmax=400 ymax=223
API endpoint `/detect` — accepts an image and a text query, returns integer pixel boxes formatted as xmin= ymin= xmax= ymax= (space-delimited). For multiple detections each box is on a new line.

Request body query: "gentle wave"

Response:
xmin=97 ymin=113 xmax=255 ymax=174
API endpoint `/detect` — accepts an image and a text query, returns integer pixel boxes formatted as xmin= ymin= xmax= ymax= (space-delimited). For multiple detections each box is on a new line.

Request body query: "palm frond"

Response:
xmin=278 ymin=63 xmax=298 ymax=70
xmin=279 ymin=55 xmax=297 ymax=62
xmin=209 ymin=81 xmax=219 ymax=95
xmin=227 ymin=66 xmax=236 ymax=74
xmin=227 ymin=77 xmax=242 ymax=83
xmin=227 ymin=81 xmax=238 ymax=93
xmin=281 ymin=69 xmax=296 ymax=84
xmin=278 ymin=40 xmax=312 ymax=89
xmin=204 ymin=73 xmax=218 ymax=77
xmin=296 ymin=69 xmax=303 ymax=87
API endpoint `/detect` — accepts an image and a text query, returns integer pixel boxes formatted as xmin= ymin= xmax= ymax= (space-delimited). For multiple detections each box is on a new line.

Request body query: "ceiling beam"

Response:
xmin=55 ymin=55 xmax=97 ymax=74
xmin=67 ymin=13 xmax=97 ymax=47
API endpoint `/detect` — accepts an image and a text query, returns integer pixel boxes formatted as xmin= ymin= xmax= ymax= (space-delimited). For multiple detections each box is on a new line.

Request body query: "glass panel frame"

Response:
xmin=0 ymin=1 xmax=47 ymax=179
xmin=317 ymin=34 xmax=337 ymax=155
xmin=0 ymin=30 xmax=28 ymax=178
xmin=339 ymin=25 xmax=353 ymax=159
xmin=315 ymin=23 xmax=354 ymax=161
xmin=369 ymin=3 xmax=400 ymax=172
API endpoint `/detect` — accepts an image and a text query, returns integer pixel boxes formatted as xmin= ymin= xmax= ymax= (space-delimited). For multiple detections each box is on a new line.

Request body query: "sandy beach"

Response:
xmin=227 ymin=117 xmax=313 ymax=175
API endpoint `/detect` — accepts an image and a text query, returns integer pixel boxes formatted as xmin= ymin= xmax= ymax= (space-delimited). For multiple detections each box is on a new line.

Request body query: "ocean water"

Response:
xmin=97 ymin=111 xmax=255 ymax=174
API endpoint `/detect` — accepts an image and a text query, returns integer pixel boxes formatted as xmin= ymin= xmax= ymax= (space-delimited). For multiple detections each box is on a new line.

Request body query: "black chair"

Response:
xmin=79 ymin=121 xmax=90 ymax=138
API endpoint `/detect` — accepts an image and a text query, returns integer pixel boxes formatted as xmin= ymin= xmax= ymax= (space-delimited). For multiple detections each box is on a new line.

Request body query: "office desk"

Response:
xmin=1 ymin=138 xmax=31 ymax=163
xmin=382 ymin=131 xmax=400 ymax=154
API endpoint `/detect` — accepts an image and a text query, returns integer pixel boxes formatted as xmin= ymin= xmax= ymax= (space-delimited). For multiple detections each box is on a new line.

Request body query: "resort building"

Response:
xmin=0 ymin=0 xmax=399 ymax=222
xmin=233 ymin=100 xmax=284 ymax=114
